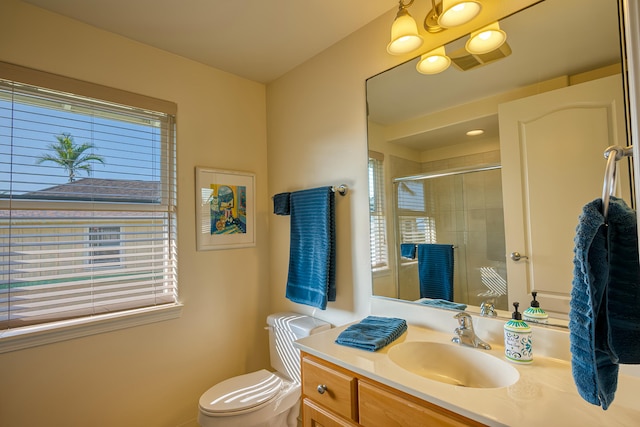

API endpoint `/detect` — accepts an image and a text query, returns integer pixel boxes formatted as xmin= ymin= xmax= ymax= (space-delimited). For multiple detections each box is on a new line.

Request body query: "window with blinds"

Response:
xmin=368 ymin=152 xmax=388 ymax=271
xmin=0 ymin=62 xmax=178 ymax=332
xmin=397 ymin=181 xmax=437 ymax=254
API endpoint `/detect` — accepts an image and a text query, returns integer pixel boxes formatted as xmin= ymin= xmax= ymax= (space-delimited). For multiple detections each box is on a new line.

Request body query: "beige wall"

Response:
xmin=1 ymin=1 xmax=269 ymax=426
xmin=265 ymin=9 xmax=401 ymax=328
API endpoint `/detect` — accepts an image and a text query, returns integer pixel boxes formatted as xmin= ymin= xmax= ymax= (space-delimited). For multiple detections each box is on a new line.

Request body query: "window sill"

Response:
xmin=0 ymin=303 xmax=183 ymax=354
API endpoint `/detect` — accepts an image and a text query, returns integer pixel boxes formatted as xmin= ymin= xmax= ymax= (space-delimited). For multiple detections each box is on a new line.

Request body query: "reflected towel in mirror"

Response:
xmin=400 ymin=243 xmax=417 ymax=259
xmin=417 ymin=298 xmax=466 ymax=311
xmin=417 ymin=244 xmax=454 ymax=301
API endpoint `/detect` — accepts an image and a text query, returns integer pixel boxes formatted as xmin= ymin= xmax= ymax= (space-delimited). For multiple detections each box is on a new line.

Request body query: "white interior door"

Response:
xmin=499 ymin=74 xmax=629 ymax=316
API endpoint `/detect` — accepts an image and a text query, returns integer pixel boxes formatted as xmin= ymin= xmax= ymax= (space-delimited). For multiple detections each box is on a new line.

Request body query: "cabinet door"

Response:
xmin=303 ymin=398 xmax=360 ymax=427
xmin=358 ymin=381 xmax=484 ymax=427
xmin=302 ymin=356 xmax=358 ymax=421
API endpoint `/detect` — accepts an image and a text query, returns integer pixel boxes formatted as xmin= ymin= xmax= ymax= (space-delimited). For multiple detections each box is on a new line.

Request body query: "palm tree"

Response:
xmin=36 ymin=133 xmax=105 ymax=182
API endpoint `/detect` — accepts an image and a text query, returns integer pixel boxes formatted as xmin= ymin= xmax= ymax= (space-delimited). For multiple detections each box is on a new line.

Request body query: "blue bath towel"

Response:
xmin=569 ymin=196 xmax=640 ymax=410
xmin=418 ymin=298 xmax=466 ymax=311
xmin=273 ymin=192 xmax=291 ymax=215
xmin=400 ymin=243 xmax=417 ymax=259
xmin=417 ymin=244 xmax=454 ymax=301
xmin=335 ymin=316 xmax=407 ymax=351
xmin=285 ymin=187 xmax=336 ymax=310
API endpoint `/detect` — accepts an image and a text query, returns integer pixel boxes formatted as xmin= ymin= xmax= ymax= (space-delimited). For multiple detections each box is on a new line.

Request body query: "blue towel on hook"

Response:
xmin=273 ymin=192 xmax=291 ymax=215
xmin=400 ymin=243 xmax=417 ymax=259
xmin=335 ymin=316 xmax=407 ymax=351
xmin=569 ymin=196 xmax=640 ymax=410
xmin=285 ymin=187 xmax=336 ymax=310
xmin=417 ymin=244 xmax=454 ymax=301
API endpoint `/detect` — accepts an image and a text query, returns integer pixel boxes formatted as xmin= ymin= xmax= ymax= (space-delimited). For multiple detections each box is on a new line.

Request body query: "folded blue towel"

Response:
xmin=335 ymin=316 xmax=407 ymax=351
xmin=569 ymin=196 xmax=640 ymax=410
xmin=285 ymin=187 xmax=336 ymax=310
xmin=400 ymin=243 xmax=417 ymax=259
xmin=273 ymin=192 xmax=291 ymax=215
xmin=417 ymin=244 xmax=454 ymax=301
xmin=418 ymin=298 xmax=466 ymax=311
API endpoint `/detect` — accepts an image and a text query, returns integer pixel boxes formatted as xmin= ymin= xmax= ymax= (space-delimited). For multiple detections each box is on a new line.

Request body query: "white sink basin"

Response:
xmin=387 ymin=341 xmax=520 ymax=388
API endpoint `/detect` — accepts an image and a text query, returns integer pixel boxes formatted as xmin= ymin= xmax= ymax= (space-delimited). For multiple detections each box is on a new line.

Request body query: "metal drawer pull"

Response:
xmin=317 ymin=384 xmax=327 ymax=394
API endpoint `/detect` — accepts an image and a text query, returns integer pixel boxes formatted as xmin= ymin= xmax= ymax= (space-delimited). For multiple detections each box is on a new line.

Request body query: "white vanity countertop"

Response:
xmin=294 ymin=323 xmax=640 ymax=427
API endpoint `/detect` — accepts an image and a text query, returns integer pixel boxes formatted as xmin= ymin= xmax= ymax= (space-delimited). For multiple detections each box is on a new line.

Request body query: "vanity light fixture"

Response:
xmin=387 ymin=0 xmax=484 ymax=55
xmin=387 ymin=0 xmax=424 ymax=55
xmin=466 ymin=129 xmax=485 ymax=136
xmin=424 ymin=0 xmax=482 ymax=33
xmin=416 ymin=46 xmax=451 ymax=74
xmin=465 ymin=22 xmax=507 ymax=55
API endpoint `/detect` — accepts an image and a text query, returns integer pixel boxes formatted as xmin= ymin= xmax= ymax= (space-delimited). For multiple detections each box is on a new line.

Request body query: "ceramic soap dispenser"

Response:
xmin=523 ymin=291 xmax=548 ymax=324
xmin=504 ymin=302 xmax=533 ymax=364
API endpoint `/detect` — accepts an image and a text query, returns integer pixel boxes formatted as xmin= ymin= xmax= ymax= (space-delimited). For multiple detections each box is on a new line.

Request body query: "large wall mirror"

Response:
xmin=367 ymin=0 xmax=633 ymax=328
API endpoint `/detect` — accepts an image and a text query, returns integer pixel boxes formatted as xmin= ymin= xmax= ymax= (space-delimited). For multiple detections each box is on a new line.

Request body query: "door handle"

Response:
xmin=510 ymin=251 xmax=529 ymax=262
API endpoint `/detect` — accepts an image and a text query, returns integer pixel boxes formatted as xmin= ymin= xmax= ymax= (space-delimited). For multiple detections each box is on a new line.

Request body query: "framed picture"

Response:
xmin=195 ymin=167 xmax=256 ymax=250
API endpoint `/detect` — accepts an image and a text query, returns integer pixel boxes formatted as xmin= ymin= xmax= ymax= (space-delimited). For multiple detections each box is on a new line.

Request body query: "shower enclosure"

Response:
xmin=393 ymin=164 xmax=508 ymax=310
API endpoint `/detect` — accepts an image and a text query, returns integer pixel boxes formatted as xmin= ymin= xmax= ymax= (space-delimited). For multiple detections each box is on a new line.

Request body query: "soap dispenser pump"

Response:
xmin=523 ymin=291 xmax=549 ymax=324
xmin=504 ymin=302 xmax=533 ymax=364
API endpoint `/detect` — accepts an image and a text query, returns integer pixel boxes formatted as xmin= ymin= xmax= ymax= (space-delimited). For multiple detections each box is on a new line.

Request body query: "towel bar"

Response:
xmin=272 ymin=184 xmax=349 ymax=199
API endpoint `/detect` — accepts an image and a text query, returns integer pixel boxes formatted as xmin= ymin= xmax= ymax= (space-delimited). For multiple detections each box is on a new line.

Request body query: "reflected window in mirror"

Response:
xmin=369 ymin=151 xmax=389 ymax=273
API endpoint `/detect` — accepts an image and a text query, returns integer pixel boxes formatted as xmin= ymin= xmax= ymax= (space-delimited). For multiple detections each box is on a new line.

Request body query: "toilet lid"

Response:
xmin=199 ymin=369 xmax=284 ymax=415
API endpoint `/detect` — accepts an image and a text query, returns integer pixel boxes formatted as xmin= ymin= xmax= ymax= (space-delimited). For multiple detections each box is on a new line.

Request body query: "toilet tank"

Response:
xmin=266 ymin=312 xmax=331 ymax=383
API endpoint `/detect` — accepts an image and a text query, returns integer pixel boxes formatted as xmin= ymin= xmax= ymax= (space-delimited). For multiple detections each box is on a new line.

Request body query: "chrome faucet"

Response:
xmin=451 ymin=312 xmax=491 ymax=350
xmin=480 ymin=300 xmax=497 ymax=317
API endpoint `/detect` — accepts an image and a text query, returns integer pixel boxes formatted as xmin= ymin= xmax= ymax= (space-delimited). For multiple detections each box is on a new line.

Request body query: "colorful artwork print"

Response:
xmin=208 ymin=184 xmax=247 ymax=235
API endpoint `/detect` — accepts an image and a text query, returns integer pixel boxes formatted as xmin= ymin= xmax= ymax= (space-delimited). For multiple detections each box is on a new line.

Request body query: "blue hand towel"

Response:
xmin=273 ymin=192 xmax=291 ymax=215
xmin=603 ymin=197 xmax=640 ymax=364
xmin=418 ymin=298 xmax=467 ymax=311
xmin=569 ymin=196 xmax=640 ymax=410
xmin=285 ymin=187 xmax=336 ymax=310
xmin=417 ymin=244 xmax=454 ymax=301
xmin=400 ymin=243 xmax=417 ymax=259
xmin=335 ymin=316 xmax=407 ymax=351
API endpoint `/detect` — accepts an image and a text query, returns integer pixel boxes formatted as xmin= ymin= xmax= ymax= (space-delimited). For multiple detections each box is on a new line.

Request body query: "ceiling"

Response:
xmin=22 ymin=0 xmax=398 ymax=84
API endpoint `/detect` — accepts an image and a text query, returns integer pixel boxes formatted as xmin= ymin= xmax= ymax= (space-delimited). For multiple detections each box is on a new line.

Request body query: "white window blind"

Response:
xmin=397 ymin=181 xmax=436 ymax=249
xmin=368 ymin=153 xmax=388 ymax=270
xmin=0 ymin=63 xmax=178 ymax=332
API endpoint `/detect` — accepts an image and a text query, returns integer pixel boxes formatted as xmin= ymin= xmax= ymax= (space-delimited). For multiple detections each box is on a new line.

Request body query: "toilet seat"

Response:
xmin=199 ymin=369 xmax=286 ymax=416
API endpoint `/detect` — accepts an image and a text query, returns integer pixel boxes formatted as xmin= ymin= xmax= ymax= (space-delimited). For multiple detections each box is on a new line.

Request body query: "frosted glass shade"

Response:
xmin=466 ymin=22 xmax=507 ymax=54
xmin=438 ymin=0 xmax=482 ymax=28
xmin=387 ymin=9 xmax=424 ymax=55
xmin=416 ymin=46 xmax=451 ymax=74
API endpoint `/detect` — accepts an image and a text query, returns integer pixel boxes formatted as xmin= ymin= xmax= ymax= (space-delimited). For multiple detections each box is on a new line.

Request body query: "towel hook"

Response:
xmin=602 ymin=145 xmax=633 ymax=220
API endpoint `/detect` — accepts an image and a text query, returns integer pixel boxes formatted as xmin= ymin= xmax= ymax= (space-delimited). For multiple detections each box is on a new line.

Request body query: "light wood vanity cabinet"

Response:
xmin=301 ymin=353 xmax=486 ymax=427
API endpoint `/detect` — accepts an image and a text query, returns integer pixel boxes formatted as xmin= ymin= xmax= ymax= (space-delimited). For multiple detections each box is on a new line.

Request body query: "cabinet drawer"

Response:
xmin=358 ymin=380 xmax=485 ymax=427
xmin=302 ymin=398 xmax=360 ymax=427
xmin=302 ymin=356 xmax=358 ymax=421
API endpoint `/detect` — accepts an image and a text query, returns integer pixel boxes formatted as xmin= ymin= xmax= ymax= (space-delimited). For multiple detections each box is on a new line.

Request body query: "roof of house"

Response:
xmin=10 ymin=178 xmax=162 ymax=203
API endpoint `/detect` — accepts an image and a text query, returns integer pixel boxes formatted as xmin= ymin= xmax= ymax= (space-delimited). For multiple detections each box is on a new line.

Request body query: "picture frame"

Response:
xmin=195 ymin=167 xmax=256 ymax=250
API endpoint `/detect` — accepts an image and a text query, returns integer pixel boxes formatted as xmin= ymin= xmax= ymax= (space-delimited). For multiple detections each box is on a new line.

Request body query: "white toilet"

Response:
xmin=198 ymin=312 xmax=330 ymax=427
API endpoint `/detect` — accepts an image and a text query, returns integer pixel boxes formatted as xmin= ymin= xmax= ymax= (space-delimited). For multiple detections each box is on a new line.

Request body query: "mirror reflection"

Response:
xmin=367 ymin=0 xmax=631 ymax=327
